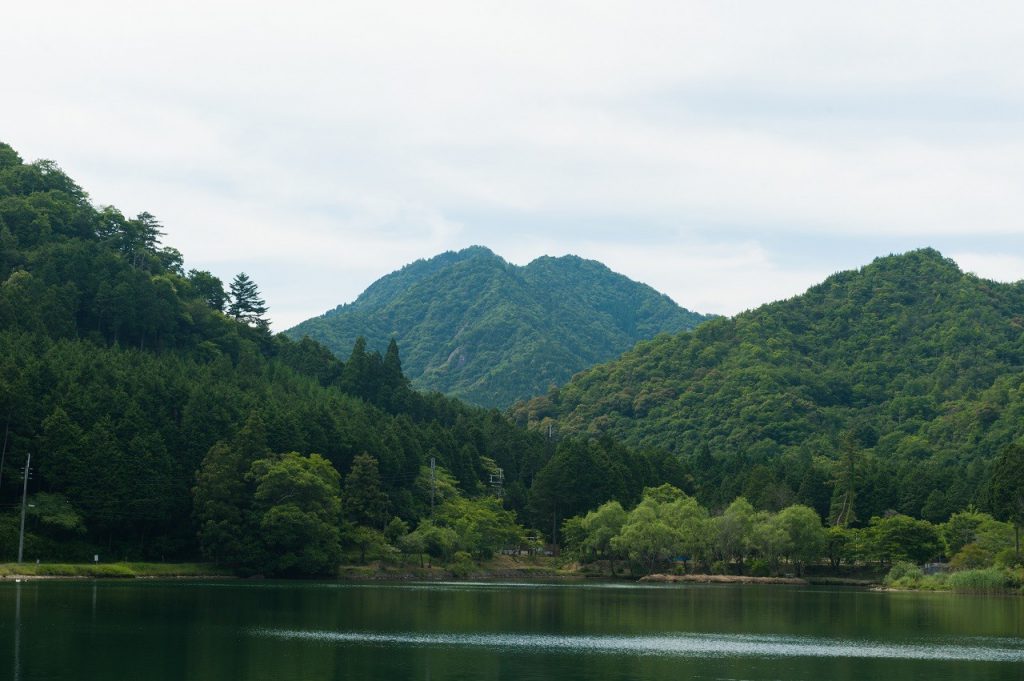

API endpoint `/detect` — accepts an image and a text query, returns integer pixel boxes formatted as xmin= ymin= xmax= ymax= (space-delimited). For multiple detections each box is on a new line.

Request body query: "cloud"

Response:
xmin=950 ymin=252 xmax=1024 ymax=284
xmin=4 ymin=1 xmax=1024 ymax=328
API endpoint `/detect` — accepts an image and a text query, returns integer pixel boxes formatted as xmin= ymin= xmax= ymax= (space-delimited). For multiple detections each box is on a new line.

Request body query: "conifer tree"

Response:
xmin=227 ymin=272 xmax=269 ymax=329
xmin=342 ymin=453 xmax=390 ymax=529
xmin=990 ymin=443 xmax=1024 ymax=559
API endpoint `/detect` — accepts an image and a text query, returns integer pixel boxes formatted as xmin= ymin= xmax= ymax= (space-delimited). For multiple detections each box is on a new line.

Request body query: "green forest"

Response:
xmin=563 ymin=478 xmax=1022 ymax=591
xmin=514 ymin=249 xmax=1024 ymax=527
xmin=0 ymin=142 xmax=697 ymax=575
xmin=286 ymin=246 xmax=710 ymax=408
xmin=1 ymin=142 xmax=1022 ymax=585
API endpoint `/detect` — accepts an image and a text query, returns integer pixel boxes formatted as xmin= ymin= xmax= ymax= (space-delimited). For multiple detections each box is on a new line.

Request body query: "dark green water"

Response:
xmin=2 ymin=580 xmax=1023 ymax=681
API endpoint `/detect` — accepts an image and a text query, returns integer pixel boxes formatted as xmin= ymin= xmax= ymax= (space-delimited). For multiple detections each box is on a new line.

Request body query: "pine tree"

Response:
xmin=990 ymin=443 xmax=1024 ymax=559
xmin=829 ymin=434 xmax=860 ymax=527
xmin=381 ymin=338 xmax=411 ymax=411
xmin=342 ymin=453 xmax=390 ymax=528
xmin=227 ymin=272 xmax=269 ymax=329
xmin=383 ymin=338 xmax=403 ymax=384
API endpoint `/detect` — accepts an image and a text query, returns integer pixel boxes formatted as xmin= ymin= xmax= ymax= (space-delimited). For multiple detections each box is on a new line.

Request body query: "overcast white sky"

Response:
xmin=4 ymin=1 xmax=1024 ymax=329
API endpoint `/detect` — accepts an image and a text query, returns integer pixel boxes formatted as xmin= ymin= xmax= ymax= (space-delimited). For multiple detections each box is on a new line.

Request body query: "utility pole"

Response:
xmin=552 ymin=505 xmax=558 ymax=556
xmin=0 ymin=416 xmax=10 ymax=490
xmin=17 ymin=453 xmax=31 ymax=564
xmin=430 ymin=456 xmax=436 ymax=518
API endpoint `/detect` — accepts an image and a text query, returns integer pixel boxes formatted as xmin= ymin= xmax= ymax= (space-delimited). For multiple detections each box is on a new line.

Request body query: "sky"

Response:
xmin=4 ymin=1 xmax=1024 ymax=330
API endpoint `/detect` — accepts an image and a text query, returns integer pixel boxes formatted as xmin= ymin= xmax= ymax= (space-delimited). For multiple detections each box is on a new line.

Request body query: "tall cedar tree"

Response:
xmin=989 ymin=443 xmax=1024 ymax=557
xmin=228 ymin=272 xmax=269 ymax=328
xmin=342 ymin=453 xmax=390 ymax=529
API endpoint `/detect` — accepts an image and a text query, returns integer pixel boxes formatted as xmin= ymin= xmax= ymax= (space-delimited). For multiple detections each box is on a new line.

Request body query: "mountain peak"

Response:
xmin=513 ymin=247 xmax=1024 ymax=519
xmin=454 ymin=244 xmax=498 ymax=258
xmin=866 ymin=247 xmax=962 ymax=273
xmin=287 ymin=247 xmax=712 ymax=407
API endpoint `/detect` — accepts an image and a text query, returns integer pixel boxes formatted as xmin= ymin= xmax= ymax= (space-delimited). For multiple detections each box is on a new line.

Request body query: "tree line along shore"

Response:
xmin=1 ymin=143 xmax=1022 ymax=593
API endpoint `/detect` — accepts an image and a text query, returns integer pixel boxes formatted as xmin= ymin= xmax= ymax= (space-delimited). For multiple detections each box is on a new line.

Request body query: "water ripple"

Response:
xmin=251 ymin=629 xmax=1024 ymax=662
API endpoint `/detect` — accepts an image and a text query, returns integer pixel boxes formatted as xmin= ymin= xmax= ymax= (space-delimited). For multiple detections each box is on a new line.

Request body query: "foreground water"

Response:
xmin=2 ymin=579 xmax=1022 ymax=680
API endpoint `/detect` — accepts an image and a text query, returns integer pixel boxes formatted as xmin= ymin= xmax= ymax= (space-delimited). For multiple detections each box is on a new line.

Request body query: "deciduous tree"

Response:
xmin=250 ymin=452 xmax=342 ymax=575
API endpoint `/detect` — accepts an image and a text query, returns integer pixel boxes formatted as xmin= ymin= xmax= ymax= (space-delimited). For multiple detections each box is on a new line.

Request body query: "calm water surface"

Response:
xmin=2 ymin=579 xmax=1023 ymax=680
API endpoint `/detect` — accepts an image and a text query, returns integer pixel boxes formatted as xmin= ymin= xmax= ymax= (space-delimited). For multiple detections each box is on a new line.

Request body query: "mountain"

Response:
xmin=0 ymin=142 xmax=556 ymax=568
xmin=9 ymin=137 xmax=1017 ymax=573
xmin=287 ymin=247 xmax=712 ymax=407
xmin=513 ymin=249 xmax=1024 ymax=522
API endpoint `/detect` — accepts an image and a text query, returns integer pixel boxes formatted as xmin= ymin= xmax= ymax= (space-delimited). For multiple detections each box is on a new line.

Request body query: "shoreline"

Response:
xmin=0 ymin=562 xmax=233 ymax=580
xmin=0 ymin=562 xmax=874 ymax=587
xmin=337 ymin=563 xmax=583 ymax=582
xmin=641 ymin=573 xmax=809 ymax=585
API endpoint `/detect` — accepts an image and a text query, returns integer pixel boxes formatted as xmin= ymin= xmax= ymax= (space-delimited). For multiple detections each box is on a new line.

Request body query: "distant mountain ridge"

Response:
xmin=512 ymin=248 xmax=1024 ymax=521
xmin=287 ymin=246 xmax=712 ymax=407
xmin=0 ymin=141 xmax=556 ymax=569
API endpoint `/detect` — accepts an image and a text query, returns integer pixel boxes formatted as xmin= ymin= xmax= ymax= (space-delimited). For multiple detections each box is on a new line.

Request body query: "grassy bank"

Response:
xmin=641 ymin=573 xmax=808 ymax=585
xmin=1 ymin=556 xmax=572 ymax=581
xmin=883 ymin=562 xmax=1024 ymax=594
xmin=337 ymin=555 xmax=579 ymax=581
xmin=8 ymin=558 xmax=1018 ymax=594
xmin=0 ymin=562 xmax=233 ymax=579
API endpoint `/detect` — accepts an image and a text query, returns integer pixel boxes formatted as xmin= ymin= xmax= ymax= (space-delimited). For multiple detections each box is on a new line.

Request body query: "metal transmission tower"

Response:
xmin=488 ymin=467 xmax=505 ymax=497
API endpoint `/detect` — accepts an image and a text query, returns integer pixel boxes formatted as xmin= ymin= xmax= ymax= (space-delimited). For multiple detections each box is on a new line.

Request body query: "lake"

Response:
xmin=2 ymin=579 xmax=1022 ymax=680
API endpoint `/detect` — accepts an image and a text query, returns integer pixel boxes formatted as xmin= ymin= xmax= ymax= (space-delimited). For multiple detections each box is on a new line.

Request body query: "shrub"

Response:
xmin=916 ymin=573 xmax=949 ymax=591
xmin=948 ymin=568 xmax=1010 ymax=594
xmin=748 ymin=559 xmax=771 ymax=577
xmin=369 ymin=543 xmax=402 ymax=566
xmin=884 ymin=561 xmax=923 ymax=586
xmin=949 ymin=543 xmax=993 ymax=570
xmin=993 ymin=549 xmax=1021 ymax=569
xmin=448 ymin=551 xmax=476 ymax=579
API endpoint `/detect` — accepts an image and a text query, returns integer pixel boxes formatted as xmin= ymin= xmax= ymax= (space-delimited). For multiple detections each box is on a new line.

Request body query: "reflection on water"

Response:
xmin=254 ymin=628 xmax=1024 ymax=663
xmin=12 ymin=582 xmax=20 ymax=681
xmin=1 ymin=579 xmax=1023 ymax=681
xmin=342 ymin=580 xmax=674 ymax=592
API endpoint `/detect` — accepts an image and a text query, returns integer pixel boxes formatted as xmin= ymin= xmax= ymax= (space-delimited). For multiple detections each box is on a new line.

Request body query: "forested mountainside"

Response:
xmin=4 ymin=140 xmax=1021 ymax=579
xmin=286 ymin=246 xmax=711 ymax=408
xmin=0 ymin=143 xmax=692 ymax=572
xmin=514 ymin=249 xmax=1024 ymax=523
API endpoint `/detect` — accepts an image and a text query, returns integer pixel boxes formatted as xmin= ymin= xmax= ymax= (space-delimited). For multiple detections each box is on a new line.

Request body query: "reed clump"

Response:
xmin=947 ymin=567 xmax=1017 ymax=594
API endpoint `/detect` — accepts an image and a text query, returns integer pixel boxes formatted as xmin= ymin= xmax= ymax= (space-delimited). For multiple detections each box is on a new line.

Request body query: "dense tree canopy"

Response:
xmin=250 ymin=452 xmax=342 ymax=575
xmin=4 ymin=141 xmax=1020 ymax=580
xmin=515 ymin=249 xmax=1024 ymax=522
xmin=564 ymin=491 xmax=1014 ymax=577
xmin=286 ymin=246 xmax=711 ymax=407
xmin=0 ymin=142 xmax=555 ymax=569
